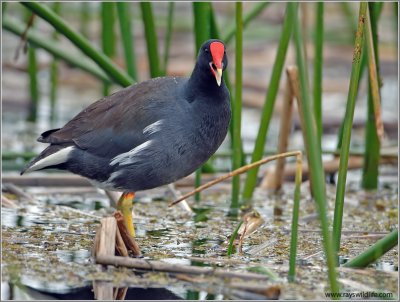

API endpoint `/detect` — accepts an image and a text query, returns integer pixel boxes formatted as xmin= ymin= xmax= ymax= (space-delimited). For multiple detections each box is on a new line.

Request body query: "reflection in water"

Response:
xmin=7 ymin=284 xmax=183 ymax=300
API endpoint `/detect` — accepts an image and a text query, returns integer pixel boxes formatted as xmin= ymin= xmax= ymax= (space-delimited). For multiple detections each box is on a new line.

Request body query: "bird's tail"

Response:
xmin=20 ymin=145 xmax=74 ymax=175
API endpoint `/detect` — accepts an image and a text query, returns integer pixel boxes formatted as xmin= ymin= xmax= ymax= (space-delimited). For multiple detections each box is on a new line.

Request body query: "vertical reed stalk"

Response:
xmin=117 ymin=2 xmax=138 ymax=81
xmin=194 ymin=170 xmax=201 ymax=202
xmin=25 ymin=12 xmax=39 ymax=123
xmin=231 ymin=2 xmax=243 ymax=211
xmin=336 ymin=48 xmax=368 ymax=150
xmin=209 ymin=4 xmax=245 ymax=167
xmin=313 ymin=2 xmax=324 ymax=144
xmin=332 ymin=3 xmax=368 ymax=256
xmin=2 ymin=2 xmax=8 ymax=15
xmin=193 ymin=2 xmax=211 ymax=202
xmin=101 ymin=2 xmax=116 ymax=96
xmin=243 ymin=3 xmax=294 ymax=202
xmin=362 ymin=2 xmax=383 ymax=189
xmin=337 ymin=4 xmax=383 ymax=151
xmin=288 ymin=153 xmax=302 ymax=282
xmin=223 ymin=2 xmax=270 ymax=44
xmin=163 ymin=2 xmax=175 ymax=74
xmin=49 ymin=2 xmax=61 ymax=124
xmin=270 ymin=68 xmax=295 ymax=191
xmin=140 ymin=2 xmax=161 ymax=78
xmin=292 ymin=2 xmax=339 ymax=294
xmin=27 ymin=45 xmax=39 ymax=122
xmin=193 ymin=2 xmax=210 ymax=49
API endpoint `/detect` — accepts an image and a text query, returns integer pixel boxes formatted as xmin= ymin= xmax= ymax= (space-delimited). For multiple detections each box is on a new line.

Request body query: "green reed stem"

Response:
xmin=3 ymin=16 xmax=111 ymax=83
xmin=101 ymin=2 xmax=116 ymax=96
xmin=242 ymin=3 xmax=293 ymax=202
xmin=362 ymin=2 xmax=383 ymax=189
xmin=231 ymin=2 xmax=243 ymax=211
xmin=332 ymin=3 xmax=368 ymax=257
xmin=336 ymin=4 xmax=384 ymax=151
xmin=117 ymin=2 xmax=138 ymax=81
xmin=140 ymin=2 xmax=161 ymax=78
xmin=344 ymin=230 xmax=398 ymax=268
xmin=162 ymin=2 xmax=175 ymax=75
xmin=223 ymin=2 xmax=270 ymax=44
xmin=288 ymin=155 xmax=302 ymax=282
xmin=209 ymin=4 xmax=246 ymax=167
xmin=27 ymin=44 xmax=39 ymax=122
xmin=336 ymin=4 xmax=383 ymax=151
xmin=24 ymin=11 xmax=39 ymax=123
xmin=292 ymin=2 xmax=339 ymax=294
xmin=227 ymin=221 xmax=243 ymax=256
xmin=49 ymin=2 xmax=61 ymax=123
xmin=193 ymin=2 xmax=210 ymax=49
xmin=21 ymin=2 xmax=133 ymax=87
xmin=336 ymin=46 xmax=367 ymax=150
xmin=193 ymin=2 xmax=211 ymax=202
xmin=313 ymin=2 xmax=324 ymax=144
xmin=194 ymin=169 xmax=201 ymax=202
xmin=2 ymin=2 xmax=8 ymax=15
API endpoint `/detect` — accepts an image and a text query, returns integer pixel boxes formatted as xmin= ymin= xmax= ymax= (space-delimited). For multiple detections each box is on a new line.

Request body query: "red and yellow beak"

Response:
xmin=210 ymin=41 xmax=225 ymax=86
xmin=215 ymin=67 xmax=223 ymax=86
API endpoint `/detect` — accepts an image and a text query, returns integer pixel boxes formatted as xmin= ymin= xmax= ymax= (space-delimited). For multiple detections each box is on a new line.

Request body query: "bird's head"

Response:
xmin=197 ymin=39 xmax=228 ymax=87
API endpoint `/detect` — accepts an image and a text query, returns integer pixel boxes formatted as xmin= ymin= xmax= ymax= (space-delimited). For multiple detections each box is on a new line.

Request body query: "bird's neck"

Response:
xmin=185 ymin=63 xmax=226 ymax=102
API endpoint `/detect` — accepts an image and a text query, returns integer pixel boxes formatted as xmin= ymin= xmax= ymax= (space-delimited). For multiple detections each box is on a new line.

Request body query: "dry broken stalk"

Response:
xmin=96 ymin=255 xmax=271 ymax=281
xmin=113 ymin=211 xmax=141 ymax=256
xmin=365 ymin=5 xmax=384 ymax=141
xmin=237 ymin=210 xmax=265 ymax=253
xmin=93 ymin=281 xmax=113 ymax=300
xmin=262 ymin=154 xmax=396 ymax=184
xmin=97 ymin=217 xmax=117 ymax=257
xmin=115 ymin=227 xmax=129 ymax=257
xmin=113 ymin=287 xmax=128 ymax=300
xmin=92 ymin=225 xmax=101 ymax=258
xmin=169 ymin=150 xmax=303 ymax=207
xmin=2 ymin=183 xmax=35 ymax=202
xmin=1 ymin=195 xmax=18 ymax=209
xmin=287 ymin=66 xmax=313 ymax=190
xmin=263 ymin=66 xmax=295 ymax=190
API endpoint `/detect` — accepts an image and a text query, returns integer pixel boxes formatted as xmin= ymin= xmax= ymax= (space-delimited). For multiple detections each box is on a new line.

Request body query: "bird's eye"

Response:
xmin=204 ymin=48 xmax=209 ymax=53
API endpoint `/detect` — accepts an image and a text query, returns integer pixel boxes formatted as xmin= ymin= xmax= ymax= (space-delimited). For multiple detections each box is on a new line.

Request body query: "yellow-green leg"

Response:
xmin=117 ymin=192 xmax=136 ymax=237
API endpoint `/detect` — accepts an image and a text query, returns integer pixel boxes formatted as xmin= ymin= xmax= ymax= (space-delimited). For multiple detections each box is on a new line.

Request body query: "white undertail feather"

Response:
xmin=24 ymin=146 xmax=75 ymax=173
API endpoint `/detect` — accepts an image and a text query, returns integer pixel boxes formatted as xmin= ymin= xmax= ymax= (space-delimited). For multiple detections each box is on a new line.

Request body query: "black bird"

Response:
xmin=21 ymin=39 xmax=231 ymax=236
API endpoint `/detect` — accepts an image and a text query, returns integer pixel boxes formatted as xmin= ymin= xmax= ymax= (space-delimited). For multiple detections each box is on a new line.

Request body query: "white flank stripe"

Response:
xmin=26 ymin=146 xmax=74 ymax=172
xmin=143 ymin=120 xmax=164 ymax=136
xmin=110 ymin=140 xmax=152 ymax=166
xmin=107 ymin=170 xmax=125 ymax=183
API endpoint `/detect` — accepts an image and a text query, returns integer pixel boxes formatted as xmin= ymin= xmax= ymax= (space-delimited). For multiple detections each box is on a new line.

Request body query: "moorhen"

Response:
xmin=21 ymin=39 xmax=231 ymax=237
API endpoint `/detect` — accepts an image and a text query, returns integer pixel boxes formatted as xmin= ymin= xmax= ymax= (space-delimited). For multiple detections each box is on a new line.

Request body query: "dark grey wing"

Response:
xmin=39 ymin=77 xmax=185 ymax=159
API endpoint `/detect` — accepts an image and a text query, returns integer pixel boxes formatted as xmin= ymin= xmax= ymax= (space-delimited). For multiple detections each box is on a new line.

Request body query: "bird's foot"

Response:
xmin=117 ymin=192 xmax=136 ymax=237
